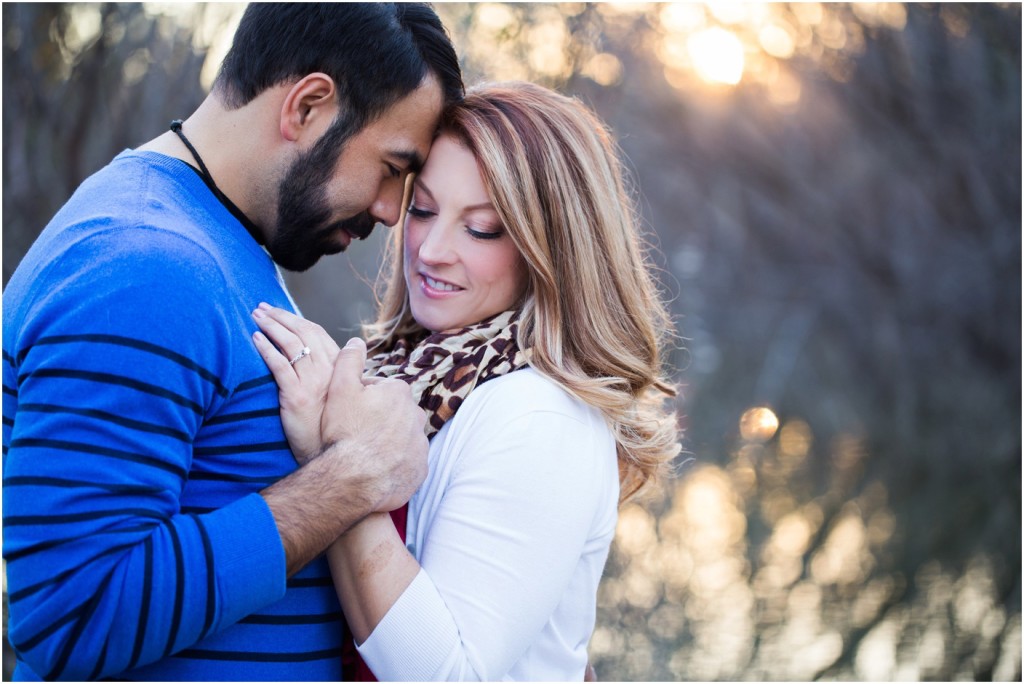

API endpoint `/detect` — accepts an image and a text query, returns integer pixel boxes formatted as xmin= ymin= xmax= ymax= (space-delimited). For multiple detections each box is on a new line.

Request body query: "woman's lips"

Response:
xmin=419 ymin=273 xmax=464 ymax=296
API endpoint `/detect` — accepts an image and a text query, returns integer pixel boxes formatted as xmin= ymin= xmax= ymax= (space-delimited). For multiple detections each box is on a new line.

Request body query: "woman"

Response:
xmin=253 ymin=81 xmax=680 ymax=680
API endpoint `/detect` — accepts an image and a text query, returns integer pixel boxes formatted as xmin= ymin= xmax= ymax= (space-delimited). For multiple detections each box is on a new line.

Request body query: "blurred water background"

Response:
xmin=2 ymin=3 xmax=1021 ymax=680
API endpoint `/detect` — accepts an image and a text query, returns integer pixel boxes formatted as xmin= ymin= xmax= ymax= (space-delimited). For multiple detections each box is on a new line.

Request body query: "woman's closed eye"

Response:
xmin=407 ymin=204 xmax=436 ymax=219
xmin=467 ymin=225 xmax=504 ymax=241
xmin=407 ymin=200 xmax=504 ymax=240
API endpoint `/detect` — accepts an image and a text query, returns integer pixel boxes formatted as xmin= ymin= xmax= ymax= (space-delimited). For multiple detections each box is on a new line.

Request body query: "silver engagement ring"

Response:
xmin=289 ymin=346 xmax=311 ymax=366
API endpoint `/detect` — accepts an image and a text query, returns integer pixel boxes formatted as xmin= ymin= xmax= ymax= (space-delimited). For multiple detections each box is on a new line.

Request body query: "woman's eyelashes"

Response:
xmin=466 ymin=226 xmax=503 ymax=241
xmin=407 ymin=203 xmax=505 ymax=241
xmin=407 ymin=204 xmax=435 ymax=219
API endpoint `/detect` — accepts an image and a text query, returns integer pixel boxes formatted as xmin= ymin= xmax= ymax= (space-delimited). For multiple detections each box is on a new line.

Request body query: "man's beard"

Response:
xmin=266 ymin=113 xmax=377 ymax=272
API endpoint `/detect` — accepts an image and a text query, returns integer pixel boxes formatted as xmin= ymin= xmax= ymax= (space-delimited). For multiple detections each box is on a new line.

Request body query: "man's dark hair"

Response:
xmin=214 ymin=2 xmax=463 ymax=129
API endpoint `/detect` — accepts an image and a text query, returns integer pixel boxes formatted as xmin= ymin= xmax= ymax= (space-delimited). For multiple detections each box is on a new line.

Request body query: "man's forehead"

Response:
xmin=357 ymin=76 xmax=442 ymax=162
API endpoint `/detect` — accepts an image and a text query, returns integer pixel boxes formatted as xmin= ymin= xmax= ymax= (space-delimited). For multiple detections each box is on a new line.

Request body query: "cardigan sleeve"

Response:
xmin=2 ymin=226 xmax=286 ymax=681
xmin=356 ymin=378 xmax=618 ymax=681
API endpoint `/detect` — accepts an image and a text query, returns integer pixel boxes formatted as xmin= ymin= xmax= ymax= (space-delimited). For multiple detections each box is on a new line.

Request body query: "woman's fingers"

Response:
xmin=256 ymin=302 xmax=305 ymax=328
xmin=252 ymin=330 xmax=298 ymax=389
xmin=252 ymin=308 xmax=306 ymax=359
xmin=254 ymin=303 xmax=341 ymax=366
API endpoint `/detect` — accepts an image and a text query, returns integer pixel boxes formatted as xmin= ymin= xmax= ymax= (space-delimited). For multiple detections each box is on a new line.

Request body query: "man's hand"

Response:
xmin=319 ymin=337 xmax=429 ymax=512
xmin=261 ymin=336 xmax=428 ymax=576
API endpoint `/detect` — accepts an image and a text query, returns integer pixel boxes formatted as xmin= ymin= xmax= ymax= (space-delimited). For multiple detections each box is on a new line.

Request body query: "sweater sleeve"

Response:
xmin=2 ymin=226 xmax=286 ymax=681
xmin=356 ymin=383 xmax=616 ymax=681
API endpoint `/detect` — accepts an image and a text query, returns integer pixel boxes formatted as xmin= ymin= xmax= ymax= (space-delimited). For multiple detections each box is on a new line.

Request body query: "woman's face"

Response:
xmin=403 ymin=134 xmax=527 ymax=333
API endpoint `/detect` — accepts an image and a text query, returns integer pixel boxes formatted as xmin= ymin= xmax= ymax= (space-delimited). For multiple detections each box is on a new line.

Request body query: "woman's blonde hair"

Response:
xmin=366 ymin=81 xmax=680 ymax=501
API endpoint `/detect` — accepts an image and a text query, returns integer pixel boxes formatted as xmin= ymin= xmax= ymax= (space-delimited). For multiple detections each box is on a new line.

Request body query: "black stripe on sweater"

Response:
xmin=188 ymin=470 xmax=279 ymax=485
xmin=240 ymin=611 xmax=343 ymax=625
xmin=5 ymin=508 xmax=166 ymax=526
xmin=190 ymin=514 xmax=217 ymax=639
xmin=286 ymin=576 xmax=334 ymax=589
xmin=87 ymin=639 xmax=109 ymax=680
xmin=205 ymin=407 xmax=279 ymax=425
xmin=164 ymin=523 xmax=185 ymax=658
xmin=18 ymin=402 xmax=192 ymax=442
xmin=7 ymin=540 xmax=141 ymax=603
xmin=16 ymin=571 xmax=115 ymax=658
xmin=193 ymin=441 xmax=290 ymax=457
xmin=4 ymin=475 xmax=165 ymax=496
xmin=18 ymin=369 xmax=204 ymax=415
xmin=8 ymin=438 xmax=187 ymax=479
xmin=232 ymin=374 xmax=276 ymax=394
xmin=174 ymin=646 xmax=344 ymax=663
xmin=15 ymin=604 xmax=80 ymax=652
xmin=3 ymin=523 xmax=156 ymax=564
xmin=180 ymin=505 xmax=216 ymax=515
xmin=46 ymin=572 xmax=117 ymax=680
xmin=18 ymin=334 xmax=228 ymax=397
xmin=127 ymin=536 xmax=154 ymax=671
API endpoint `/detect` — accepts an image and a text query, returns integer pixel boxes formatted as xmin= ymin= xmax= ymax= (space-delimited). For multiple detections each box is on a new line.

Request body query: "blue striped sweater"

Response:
xmin=2 ymin=151 xmax=346 ymax=680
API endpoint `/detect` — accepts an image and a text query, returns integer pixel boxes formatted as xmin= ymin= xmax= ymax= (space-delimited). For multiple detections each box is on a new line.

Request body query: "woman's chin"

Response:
xmin=410 ymin=311 xmax=439 ymax=333
xmin=411 ymin=309 xmax=463 ymax=334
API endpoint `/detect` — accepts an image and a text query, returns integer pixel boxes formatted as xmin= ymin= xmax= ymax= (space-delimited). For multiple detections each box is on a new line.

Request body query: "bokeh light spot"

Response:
xmin=688 ymin=27 xmax=745 ymax=85
xmin=778 ymin=419 xmax=812 ymax=464
xmin=759 ymin=23 xmax=795 ymax=59
xmin=477 ymin=2 xmax=515 ymax=31
xmin=740 ymin=406 xmax=779 ymax=442
xmin=582 ymin=52 xmax=624 ymax=87
xmin=659 ymin=3 xmax=706 ymax=33
xmin=852 ymin=3 xmax=908 ymax=30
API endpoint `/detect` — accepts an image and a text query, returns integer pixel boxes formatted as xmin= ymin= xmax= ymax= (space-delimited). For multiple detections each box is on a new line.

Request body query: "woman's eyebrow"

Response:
xmin=412 ymin=176 xmax=435 ymax=199
xmin=412 ymin=177 xmax=495 ymax=212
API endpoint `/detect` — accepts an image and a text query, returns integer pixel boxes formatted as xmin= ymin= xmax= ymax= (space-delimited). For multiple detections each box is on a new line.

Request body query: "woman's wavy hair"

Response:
xmin=366 ymin=81 xmax=681 ymax=501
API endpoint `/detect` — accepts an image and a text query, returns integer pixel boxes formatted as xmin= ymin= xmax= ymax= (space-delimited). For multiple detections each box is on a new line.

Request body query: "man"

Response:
xmin=1 ymin=4 xmax=463 ymax=680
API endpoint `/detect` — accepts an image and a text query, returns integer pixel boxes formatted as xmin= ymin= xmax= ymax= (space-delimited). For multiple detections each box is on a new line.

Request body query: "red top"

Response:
xmin=340 ymin=504 xmax=409 ymax=681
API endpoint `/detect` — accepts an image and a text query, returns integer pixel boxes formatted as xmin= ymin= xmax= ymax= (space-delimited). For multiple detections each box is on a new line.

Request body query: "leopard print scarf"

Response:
xmin=364 ymin=310 xmax=527 ymax=437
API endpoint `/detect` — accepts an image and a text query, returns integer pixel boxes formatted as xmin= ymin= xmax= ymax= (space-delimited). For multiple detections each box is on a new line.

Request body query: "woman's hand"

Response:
xmin=251 ymin=303 xmax=342 ymax=465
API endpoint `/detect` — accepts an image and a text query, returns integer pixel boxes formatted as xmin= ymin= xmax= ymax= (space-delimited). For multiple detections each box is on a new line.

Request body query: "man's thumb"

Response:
xmin=331 ymin=337 xmax=368 ymax=392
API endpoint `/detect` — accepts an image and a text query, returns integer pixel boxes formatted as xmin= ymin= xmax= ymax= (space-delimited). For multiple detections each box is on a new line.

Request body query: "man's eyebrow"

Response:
xmin=392 ymin=150 xmax=425 ymax=173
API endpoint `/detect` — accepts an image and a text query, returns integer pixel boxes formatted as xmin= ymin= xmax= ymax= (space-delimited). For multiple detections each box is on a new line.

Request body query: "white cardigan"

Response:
xmin=357 ymin=368 xmax=620 ymax=681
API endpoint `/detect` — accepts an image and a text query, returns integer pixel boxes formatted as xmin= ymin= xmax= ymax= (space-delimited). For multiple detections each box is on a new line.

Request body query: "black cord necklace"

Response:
xmin=169 ymin=119 xmax=265 ymax=245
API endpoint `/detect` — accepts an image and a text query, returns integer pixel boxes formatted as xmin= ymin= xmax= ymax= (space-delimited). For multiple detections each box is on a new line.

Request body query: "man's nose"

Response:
xmin=369 ymin=181 xmax=405 ymax=228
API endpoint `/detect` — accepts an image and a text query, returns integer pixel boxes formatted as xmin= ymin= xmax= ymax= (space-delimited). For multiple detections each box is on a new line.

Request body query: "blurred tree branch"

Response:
xmin=3 ymin=3 xmax=210 ymax=283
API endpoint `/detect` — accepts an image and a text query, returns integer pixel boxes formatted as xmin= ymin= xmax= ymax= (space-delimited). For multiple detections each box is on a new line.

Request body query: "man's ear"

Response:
xmin=279 ymin=73 xmax=338 ymax=142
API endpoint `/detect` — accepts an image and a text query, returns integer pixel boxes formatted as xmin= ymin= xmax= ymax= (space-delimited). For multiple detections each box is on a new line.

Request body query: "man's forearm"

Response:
xmin=261 ymin=447 xmax=378 ymax=577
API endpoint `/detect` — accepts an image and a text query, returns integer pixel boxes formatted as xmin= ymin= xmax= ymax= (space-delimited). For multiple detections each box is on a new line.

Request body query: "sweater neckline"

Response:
xmin=177 ymin=161 xmax=265 ymax=248
xmin=119 ymin=149 xmax=275 ymax=267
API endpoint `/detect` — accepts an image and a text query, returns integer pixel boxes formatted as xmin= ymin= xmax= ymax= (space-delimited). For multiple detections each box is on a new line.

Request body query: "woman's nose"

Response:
xmin=416 ymin=222 xmax=456 ymax=265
